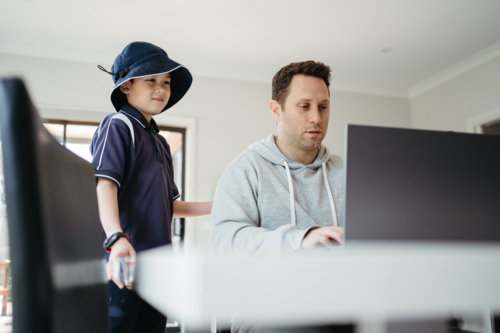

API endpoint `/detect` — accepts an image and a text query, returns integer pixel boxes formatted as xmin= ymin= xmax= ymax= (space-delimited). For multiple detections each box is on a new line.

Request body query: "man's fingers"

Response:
xmin=325 ymin=227 xmax=343 ymax=244
xmin=301 ymin=226 xmax=344 ymax=249
xmin=315 ymin=229 xmax=342 ymax=247
xmin=329 ymin=232 xmax=343 ymax=244
xmin=318 ymin=235 xmax=332 ymax=247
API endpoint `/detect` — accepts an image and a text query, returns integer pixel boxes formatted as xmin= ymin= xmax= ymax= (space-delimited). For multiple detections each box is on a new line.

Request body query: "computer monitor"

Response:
xmin=344 ymin=125 xmax=500 ymax=242
xmin=0 ymin=78 xmax=108 ymax=332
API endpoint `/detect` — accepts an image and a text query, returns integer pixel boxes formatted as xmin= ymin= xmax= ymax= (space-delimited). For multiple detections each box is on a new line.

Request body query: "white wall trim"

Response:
xmin=465 ymin=108 xmax=500 ymax=134
xmin=2 ymin=41 xmax=409 ymax=99
xmin=37 ymin=104 xmax=110 ymax=113
xmin=0 ymin=40 xmax=115 ymax=66
xmin=37 ymin=104 xmax=110 ymax=122
xmin=330 ymin=83 xmax=409 ymax=99
xmin=409 ymin=41 xmax=500 ymax=98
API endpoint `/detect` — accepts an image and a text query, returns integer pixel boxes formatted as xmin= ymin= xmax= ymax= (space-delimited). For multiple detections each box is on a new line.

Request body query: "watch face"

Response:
xmin=104 ymin=232 xmax=126 ymax=252
xmin=104 ymin=234 xmax=117 ymax=250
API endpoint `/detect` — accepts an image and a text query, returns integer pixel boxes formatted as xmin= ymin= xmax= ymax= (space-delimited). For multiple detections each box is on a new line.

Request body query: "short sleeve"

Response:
xmin=172 ymin=182 xmax=180 ymax=200
xmin=91 ymin=117 xmax=133 ymax=188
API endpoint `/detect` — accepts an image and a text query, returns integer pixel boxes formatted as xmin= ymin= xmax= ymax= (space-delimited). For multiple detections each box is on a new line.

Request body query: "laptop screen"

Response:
xmin=344 ymin=125 xmax=500 ymax=242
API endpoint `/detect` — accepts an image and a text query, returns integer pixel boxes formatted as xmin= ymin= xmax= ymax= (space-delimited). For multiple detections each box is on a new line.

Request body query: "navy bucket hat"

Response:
xmin=99 ymin=41 xmax=192 ymax=113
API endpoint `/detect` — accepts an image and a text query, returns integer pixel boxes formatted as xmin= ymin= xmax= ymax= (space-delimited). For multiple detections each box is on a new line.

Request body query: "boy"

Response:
xmin=91 ymin=41 xmax=212 ymax=333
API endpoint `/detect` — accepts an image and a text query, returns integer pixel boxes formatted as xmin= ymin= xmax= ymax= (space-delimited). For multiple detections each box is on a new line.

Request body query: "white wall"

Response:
xmin=0 ymin=53 xmax=412 ymax=247
xmin=327 ymin=91 xmax=412 ymax=156
xmin=411 ymin=55 xmax=500 ymax=132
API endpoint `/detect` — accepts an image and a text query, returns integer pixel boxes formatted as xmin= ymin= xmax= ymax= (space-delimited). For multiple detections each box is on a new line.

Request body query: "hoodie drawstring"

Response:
xmin=283 ymin=161 xmax=338 ymax=227
xmin=322 ymin=162 xmax=339 ymax=227
xmin=283 ymin=161 xmax=297 ymax=226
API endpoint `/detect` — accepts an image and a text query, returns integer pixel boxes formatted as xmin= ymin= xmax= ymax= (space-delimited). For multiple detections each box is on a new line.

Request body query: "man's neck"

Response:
xmin=274 ymin=136 xmax=318 ymax=165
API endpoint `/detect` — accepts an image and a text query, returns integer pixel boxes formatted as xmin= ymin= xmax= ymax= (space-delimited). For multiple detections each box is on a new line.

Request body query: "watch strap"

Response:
xmin=103 ymin=232 xmax=129 ymax=253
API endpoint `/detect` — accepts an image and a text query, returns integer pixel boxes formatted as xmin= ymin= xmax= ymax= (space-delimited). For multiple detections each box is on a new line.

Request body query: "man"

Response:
xmin=210 ymin=60 xmax=344 ymax=254
xmin=210 ymin=61 xmax=352 ymax=333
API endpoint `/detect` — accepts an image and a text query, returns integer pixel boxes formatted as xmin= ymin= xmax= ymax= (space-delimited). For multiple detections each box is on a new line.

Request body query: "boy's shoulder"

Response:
xmin=100 ymin=111 xmax=136 ymax=126
xmin=97 ymin=111 xmax=141 ymax=136
xmin=93 ymin=112 xmax=140 ymax=152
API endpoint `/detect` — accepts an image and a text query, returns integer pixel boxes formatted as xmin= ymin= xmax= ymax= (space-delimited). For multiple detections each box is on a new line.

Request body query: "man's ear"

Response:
xmin=270 ymin=100 xmax=282 ymax=122
xmin=119 ymin=81 xmax=131 ymax=94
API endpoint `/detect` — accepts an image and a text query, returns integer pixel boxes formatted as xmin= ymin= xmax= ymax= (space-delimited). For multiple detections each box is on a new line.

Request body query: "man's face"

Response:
xmin=273 ymin=74 xmax=330 ymax=152
xmin=120 ymin=73 xmax=171 ymax=120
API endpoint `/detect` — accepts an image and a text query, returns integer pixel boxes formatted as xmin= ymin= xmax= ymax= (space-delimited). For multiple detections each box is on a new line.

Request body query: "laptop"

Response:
xmin=344 ymin=125 xmax=500 ymax=242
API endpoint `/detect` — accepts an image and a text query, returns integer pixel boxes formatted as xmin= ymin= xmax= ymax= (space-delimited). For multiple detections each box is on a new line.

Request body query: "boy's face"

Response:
xmin=119 ymin=73 xmax=172 ymax=121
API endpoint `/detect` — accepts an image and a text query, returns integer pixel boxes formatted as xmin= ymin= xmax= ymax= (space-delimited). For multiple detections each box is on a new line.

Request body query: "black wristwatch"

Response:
xmin=103 ymin=232 xmax=129 ymax=253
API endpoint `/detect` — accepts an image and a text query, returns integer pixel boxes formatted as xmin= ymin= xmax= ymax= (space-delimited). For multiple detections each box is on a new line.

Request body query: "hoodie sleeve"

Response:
xmin=210 ymin=155 xmax=312 ymax=255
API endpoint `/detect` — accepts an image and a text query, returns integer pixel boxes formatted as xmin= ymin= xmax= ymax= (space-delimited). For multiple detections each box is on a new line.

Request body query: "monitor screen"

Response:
xmin=344 ymin=125 xmax=500 ymax=242
xmin=0 ymin=78 xmax=108 ymax=332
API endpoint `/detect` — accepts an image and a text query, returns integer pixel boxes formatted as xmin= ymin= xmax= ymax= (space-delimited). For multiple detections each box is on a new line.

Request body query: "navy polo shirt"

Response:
xmin=90 ymin=103 xmax=179 ymax=254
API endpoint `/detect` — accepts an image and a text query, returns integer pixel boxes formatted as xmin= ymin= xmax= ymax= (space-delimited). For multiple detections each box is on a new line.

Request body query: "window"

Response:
xmin=43 ymin=120 xmax=98 ymax=162
xmin=157 ymin=128 xmax=186 ymax=245
xmin=0 ymin=138 xmax=11 ymax=319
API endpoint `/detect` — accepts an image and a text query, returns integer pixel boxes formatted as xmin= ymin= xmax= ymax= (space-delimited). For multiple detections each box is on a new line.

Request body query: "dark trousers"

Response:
xmin=108 ymin=281 xmax=167 ymax=333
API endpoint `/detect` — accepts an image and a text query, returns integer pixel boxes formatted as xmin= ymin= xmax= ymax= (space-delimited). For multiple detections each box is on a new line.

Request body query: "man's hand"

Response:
xmin=301 ymin=226 xmax=343 ymax=249
xmin=106 ymin=237 xmax=136 ymax=289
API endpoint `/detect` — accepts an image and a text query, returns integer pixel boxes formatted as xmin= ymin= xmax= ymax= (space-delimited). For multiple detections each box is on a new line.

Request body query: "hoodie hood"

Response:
xmin=247 ymin=133 xmax=331 ymax=170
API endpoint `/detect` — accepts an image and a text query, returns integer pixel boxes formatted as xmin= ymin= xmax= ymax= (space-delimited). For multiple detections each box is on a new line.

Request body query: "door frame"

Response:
xmin=466 ymin=107 xmax=500 ymax=134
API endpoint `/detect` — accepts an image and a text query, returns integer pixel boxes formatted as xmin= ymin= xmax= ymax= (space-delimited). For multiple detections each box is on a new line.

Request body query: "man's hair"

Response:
xmin=272 ymin=61 xmax=331 ymax=106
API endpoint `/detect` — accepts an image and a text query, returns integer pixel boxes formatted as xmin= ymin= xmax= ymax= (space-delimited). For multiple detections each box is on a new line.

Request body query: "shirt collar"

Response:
xmin=119 ymin=103 xmax=160 ymax=133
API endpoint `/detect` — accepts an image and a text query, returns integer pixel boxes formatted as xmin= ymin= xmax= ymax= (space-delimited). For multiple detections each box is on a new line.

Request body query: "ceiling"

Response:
xmin=1 ymin=0 xmax=500 ymax=98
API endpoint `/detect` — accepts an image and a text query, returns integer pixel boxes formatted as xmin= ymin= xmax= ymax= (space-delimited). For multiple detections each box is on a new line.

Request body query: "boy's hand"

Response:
xmin=301 ymin=226 xmax=343 ymax=249
xmin=107 ymin=237 xmax=136 ymax=289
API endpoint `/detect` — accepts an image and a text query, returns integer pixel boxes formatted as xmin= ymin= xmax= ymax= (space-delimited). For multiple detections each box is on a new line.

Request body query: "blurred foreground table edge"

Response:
xmin=134 ymin=242 xmax=500 ymax=332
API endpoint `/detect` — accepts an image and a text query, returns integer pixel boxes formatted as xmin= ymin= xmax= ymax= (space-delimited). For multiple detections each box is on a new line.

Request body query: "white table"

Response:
xmin=134 ymin=242 xmax=500 ymax=332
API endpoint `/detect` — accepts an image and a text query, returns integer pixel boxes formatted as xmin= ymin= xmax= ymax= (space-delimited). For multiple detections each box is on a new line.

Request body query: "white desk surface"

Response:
xmin=134 ymin=242 xmax=500 ymax=330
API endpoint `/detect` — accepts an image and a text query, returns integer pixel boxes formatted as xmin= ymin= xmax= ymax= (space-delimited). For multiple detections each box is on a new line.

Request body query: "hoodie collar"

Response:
xmin=119 ymin=103 xmax=160 ymax=133
xmin=247 ymin=133 xmax=331 ymax=170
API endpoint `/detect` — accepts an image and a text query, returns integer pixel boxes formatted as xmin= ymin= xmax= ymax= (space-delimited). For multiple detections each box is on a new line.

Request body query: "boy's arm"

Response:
xmin=96 ymin=178 xmax=136 ymax=289
xmin=173 ymin=201 xmax=213 ymax=218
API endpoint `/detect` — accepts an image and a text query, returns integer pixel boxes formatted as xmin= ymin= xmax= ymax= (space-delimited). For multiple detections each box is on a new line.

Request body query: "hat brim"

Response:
xmin=110 ymin=58 xmax=192 ymax=113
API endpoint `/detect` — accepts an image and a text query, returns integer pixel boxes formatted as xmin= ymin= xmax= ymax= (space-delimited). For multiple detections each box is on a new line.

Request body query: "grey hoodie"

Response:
xmin=210 ymin=133 xmax=344 ymax=255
